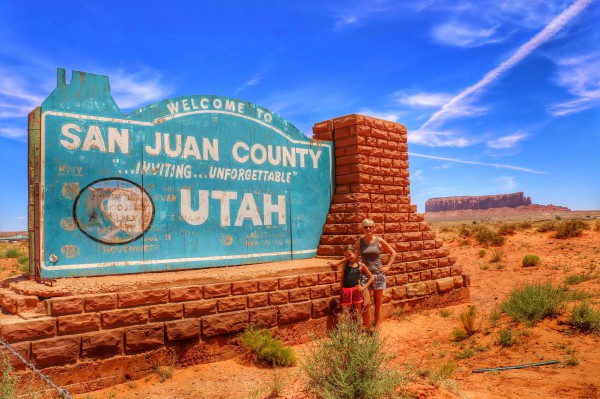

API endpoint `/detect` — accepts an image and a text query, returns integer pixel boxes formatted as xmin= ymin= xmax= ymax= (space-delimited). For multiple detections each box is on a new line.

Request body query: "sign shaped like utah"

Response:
xmin=30 ymin=69 xmax=333 ymax=278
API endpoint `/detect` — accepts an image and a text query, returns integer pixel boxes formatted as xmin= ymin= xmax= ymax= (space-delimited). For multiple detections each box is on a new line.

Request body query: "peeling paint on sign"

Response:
xmin=32 ymin=69 xmax=333 ymax=278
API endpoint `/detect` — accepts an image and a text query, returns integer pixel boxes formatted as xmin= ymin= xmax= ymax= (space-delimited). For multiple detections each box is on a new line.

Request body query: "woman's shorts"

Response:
xmin=360 ymin=273 xmax=386 ymax=290
xmin=341 ymin=286 xmax=364 ymax=306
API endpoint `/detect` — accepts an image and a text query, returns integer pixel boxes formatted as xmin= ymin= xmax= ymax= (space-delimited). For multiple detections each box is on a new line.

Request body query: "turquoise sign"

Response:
xmin=35 ymin=69 xmax=333 ymax=278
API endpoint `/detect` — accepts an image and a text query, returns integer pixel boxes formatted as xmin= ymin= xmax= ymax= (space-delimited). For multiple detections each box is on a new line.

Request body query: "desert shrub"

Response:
xmin=475 ymin=227 xmax=505 ymax=247
xmin=477 ymin=249 xmax=486 ymax=258
xmin=490 ymin=249 xmax=504 ymax=263
xmin=497 ymin=223 xmax=517 ymax=236
xmin=239 ymin=325 xmax=296 ymax=367
xmin=497 ymin=328 xmax=515 ymax=347
xmin=565 ymin=273 xmax=594 ymax=285
xmin=594 ymin=220 xmax=600 ymax=232
xmin=457 ymin=225 xmax=473 ymax=238
xmin=501 ymin=282 xmax=567 ymax=326
xmin=555 ymin=220 xmax=587 ymax=239
xmin=452 ymin=327 xmax=469 ymax=342
xmin=536 ymin=221 xmax=556 ymax=232
xmin=568 ymin=301 xmax=600 ymax=333
xmin=1 ymin=354 xmax=17 ymax=399
xmin=459 ymin=306 xmax=478 ymax=336
xmin=0 ymin=248 xmax=21 ymax=259
xmin=522 ymin=254 xmax=540 ymax=267
xmin=301 ymin=320 xmax=403 ymax=399
xmin=518 ymin=221 xmax=533 ymax=230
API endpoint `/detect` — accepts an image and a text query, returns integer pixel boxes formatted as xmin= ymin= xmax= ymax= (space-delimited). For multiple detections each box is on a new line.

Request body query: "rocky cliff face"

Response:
xmin=426 ymin=192 xmax=532 ymax=212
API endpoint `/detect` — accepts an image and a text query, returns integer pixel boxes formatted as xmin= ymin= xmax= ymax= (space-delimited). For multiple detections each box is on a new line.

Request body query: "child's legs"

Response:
xmin=362 ymin=288 xmax=372 ymax=330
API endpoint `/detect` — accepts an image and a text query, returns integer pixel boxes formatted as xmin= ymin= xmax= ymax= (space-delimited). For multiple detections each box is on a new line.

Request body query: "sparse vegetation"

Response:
xmin=475 ymin=226 xmax=506 ymax=247
xmin=439 ymin=309 xmax=451 ymax=318
xmin=522 ymin=254 xmax=540 ymax=267
xmin=497 ymin=328 xmax=515 ymax=347
xmin=490 ymin=249 xmax=504 ymax=263
xmin=568 ymin=301 xmax=600 ymax=333
xmin=458 ymin=306 xmax=478 ymax=336
xmin=497 ymin=223 xmax=518 ymax=236
xmin=1 ymin=354 xmax=17 ymax=399
xmin=565 ymin=272 xmax=595 ymax=285
xmin=502 ymin=282 xmax=567 ymax=326
xmin=477 ymin=249 xmax=486 ymax=258
xmin=555 ymin=220 xmax=587 ymax=239
xmin=537 ymin=221 xmax=556 ymax=232
xmin=301 ymin=320 xmax=404 ymax=399
xmin=153 ymin=361 xmax=174 ymax=383
xmin=239 ymin=325 xmax=296 ymax=367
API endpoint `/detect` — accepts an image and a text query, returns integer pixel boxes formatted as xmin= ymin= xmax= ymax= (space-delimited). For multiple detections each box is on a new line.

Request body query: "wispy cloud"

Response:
xmin=408 ymin=129 xmax=476 ymax=148
xmin=419 ymin=0 xmax=593 ymax=130
xmin=486 ymin=131 xmax=529 ymax=149
xmin=358 ymin=109 xmax=400 ymax=122
xmin=0 ymin=68 xmax=45 ymax=118
xmin=432 ymin=22 xmax=512 ymax=48
xmin=409 ymin=152 xmax=547 ymax=174
xmin=548 ymin=51 xmax=600 ymax=116
xmin=331 ymin=0 xmax=402 ymax=30
xmin=109 ymin=68 xmax=171 ymax=110
xmin=233 ymin=73 xmax=262 ymax=96
xmin=0 ymin=126 xmax=27 ymax=140
xmin=396 ymin=92 xmax=452 ymax=107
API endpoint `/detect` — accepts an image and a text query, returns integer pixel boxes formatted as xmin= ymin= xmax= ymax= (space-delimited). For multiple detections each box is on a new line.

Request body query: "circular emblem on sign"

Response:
xmin=73 ymin=178 xmax=155 ymax=245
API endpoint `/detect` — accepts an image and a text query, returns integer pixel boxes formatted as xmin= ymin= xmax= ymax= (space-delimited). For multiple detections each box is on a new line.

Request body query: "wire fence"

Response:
xmin=0 ymin=337 xmax=72 ymax=399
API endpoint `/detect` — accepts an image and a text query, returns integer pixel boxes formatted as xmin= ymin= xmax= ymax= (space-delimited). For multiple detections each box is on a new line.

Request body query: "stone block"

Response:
xmin=436 ymin=277 xmax=455 ymax=293
xmin=298 ymin=274 xmax=319 ymax=287
xmin=0 ymin=318 xmax=56 ymax=343
xmin=57 ymin=313 xmax=101 ymax=335
xmin=258 ymin=279 xmax=278 ymax=292
xmin=118 ymin=289 xmax=168 ymax=308
xmin=249 ymin=307 xmax=278 ymax=327
xmin=318 ymin=272 xmax=335 ymax=284
xmin=184 ymin=300 xmax=217 ymax=317
xmin=31 ymin=336 xmax=80 ymax=368
xmin=102 ymin=308 xmax=148 ymax=329
xmin=406 ymin=283 xmax=427 ymax=298
xmin=165 ymin=319 xmax=200 ymax=341
xmin=149 ymin=303 xmax=183 ymax=322
xmin=453 ymin=276 xmax=464 ymax=288
xmin=278 ymin=277 xmax=299 ymax=290
xmin=312 ymin=298 xmax=336 ymax=319
xmin=232 ymin=281 xmax=258 ymax=295
xmin=247 ymin=293 xmax=269 ymax=308
xmin=201 ymin=311 xmax=249 ymax=337
xmin=217 ymin=296 xmax=247 ymax=312
xmin=49 ymin=296 xmax=84 ymax=316
xmin=278 ymin=302 xmax=312 ymax=324
xmin=203 ymin=283 xmax=231 ymax=299
xmin=85 ymin=293 xmax=118 ymax=312
xmin=169 ymin=286 xmax=203 ymax=302
xmin=288 ymin=288 xmax=310 ymax=303
xmin=125 ymin=324 xmax=165 ymax=352
xmin=310 ymin=286 xmax=329 ymax=300
xmin=392 ymin=286 xmax=407 ymax=300
xmin=81 ymin=330 xmax=123 ymax=359
xmin=268 ymin=291 xmax=288 ymax=305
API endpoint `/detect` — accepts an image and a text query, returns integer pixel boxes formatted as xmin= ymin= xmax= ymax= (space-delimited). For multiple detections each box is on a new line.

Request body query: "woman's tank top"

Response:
xmin=342 ymin=263 xmax=361 ymax=288
xmin=360 ymin=237 xmax=382 ymax=274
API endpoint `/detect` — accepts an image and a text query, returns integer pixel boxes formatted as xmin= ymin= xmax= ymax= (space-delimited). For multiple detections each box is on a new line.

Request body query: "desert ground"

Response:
xmin=2 ymin=211 xmax=600 ymax=398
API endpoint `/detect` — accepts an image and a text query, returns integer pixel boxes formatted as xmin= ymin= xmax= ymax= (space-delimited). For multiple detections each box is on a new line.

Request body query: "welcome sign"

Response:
xmin=31 ymin=69 xmax=333 ymax=278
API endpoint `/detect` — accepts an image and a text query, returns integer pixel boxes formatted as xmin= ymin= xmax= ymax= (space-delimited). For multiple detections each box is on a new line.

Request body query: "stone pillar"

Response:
xmin=312 ymin=114 xmax=464 ymax=293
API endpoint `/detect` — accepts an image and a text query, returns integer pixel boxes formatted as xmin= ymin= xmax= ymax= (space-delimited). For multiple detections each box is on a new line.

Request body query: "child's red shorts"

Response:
xmin=341 ymin=286 xmax=364 ymax=306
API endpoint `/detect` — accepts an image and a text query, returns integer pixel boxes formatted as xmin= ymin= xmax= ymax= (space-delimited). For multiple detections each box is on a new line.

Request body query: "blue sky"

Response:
xmin=1 ymin=0 xmax=599 ymax=232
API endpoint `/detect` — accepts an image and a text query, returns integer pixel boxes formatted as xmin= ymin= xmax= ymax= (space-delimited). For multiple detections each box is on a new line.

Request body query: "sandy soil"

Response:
xmin=57 ymin=215 xmax=600 ymax=399
xmin=3 ymin=214 xmax=600 ymax=398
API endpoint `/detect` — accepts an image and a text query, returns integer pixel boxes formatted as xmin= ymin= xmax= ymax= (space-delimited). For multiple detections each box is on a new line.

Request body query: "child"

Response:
xmin=330 ymin=244 xmax=374 ymax=327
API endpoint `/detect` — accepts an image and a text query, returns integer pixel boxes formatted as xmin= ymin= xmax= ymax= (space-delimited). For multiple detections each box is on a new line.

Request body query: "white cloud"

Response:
xmin=358 ymin=109 xmax=400 ymax=122
xmin=0 ymin=126 xmax=27 ymax=139
xmin=109 ymin=68 xmax=171 ymax=110
xmin=331 ymin=0 xmax=402 ymax=30
xmin=396 ymin=92 xmax=452 ymax=107
xmin=548 ymin=51 xmax=600 ymax=116
xmin=0 ymin=68 xmax=46 ymax=119
xmin=486 ymin=131 xmax=529 ymax=149
xmin=420 ymin=0 xmax=593 ymax=130
xmin=233 ymin=73 xmax=262 ymax=96
xmin=409 ymin=152 xmax=547 ymax=174
xmin=408 ymin=128 xmax=476 ymax=148
xmin=494 ymin=176 xmax=517 ymax=191
xmin=432 ymin=22 xmax=512 ymax=48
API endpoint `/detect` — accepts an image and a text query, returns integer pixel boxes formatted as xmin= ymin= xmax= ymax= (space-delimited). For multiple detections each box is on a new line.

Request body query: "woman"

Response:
xmin=356 ymin=218 xmax=397 ymax=332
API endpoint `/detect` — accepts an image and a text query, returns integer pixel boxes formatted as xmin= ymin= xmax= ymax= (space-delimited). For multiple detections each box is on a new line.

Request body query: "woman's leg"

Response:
xmin=362 ymin=288 xmax=372 ymax=332
xmin=372 ymin=289 xmax=384 ymax=329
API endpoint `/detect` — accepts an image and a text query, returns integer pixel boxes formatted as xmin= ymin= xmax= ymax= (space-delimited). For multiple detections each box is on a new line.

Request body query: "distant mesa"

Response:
xmin=425 ymin=192 xmax=569 ymax=213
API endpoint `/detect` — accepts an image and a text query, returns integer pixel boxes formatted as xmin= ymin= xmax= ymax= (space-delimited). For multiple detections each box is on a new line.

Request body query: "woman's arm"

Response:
xmin=358 ymin=263 xmax=374 ymax=291
xmin=378 ymin=237 xmax=397 ymax=274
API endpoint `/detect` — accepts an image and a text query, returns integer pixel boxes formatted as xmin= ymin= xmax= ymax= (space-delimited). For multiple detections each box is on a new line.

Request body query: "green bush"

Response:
xmin=490 ymin=249 xmax=504 ymax=263
xmin=522 ymin=255 xmax=540 ymax=267
xmin=477 ymin=249 xmax=486 ymax=258
xmin=0 ymin=248 xmax=21 ymax=259
xmin=568 ymin=302 xmax=600 ymax=333
xmin=497 ymin=328 xmax=515 ymax=347
xmin=497 ymin=223 xmax=517 ymax=236
xmin=475 ymin=226 xmax=505 ymax=247
xmin=302 ymin=320 xmax=403 ymax=399
xmin=1 ymin=354 xmax=17 ymax=399
xmin=459 ymin=306 xmax=478 ymax=336
xmin=536 ymin=221 xmax=556 ymax=232
xmin=502 ymin=283 xmax=567 ymax=326
xmin=555 ymin=220 xmax=587 ymax=239
xmin=239 ymin=325 xmax=296 ymax=367
xmin=565 ymin=273 xmax=594 ymax=285
xmin=518 ymin=221 xmax=533 ymax=230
